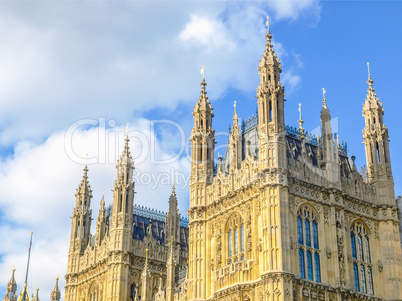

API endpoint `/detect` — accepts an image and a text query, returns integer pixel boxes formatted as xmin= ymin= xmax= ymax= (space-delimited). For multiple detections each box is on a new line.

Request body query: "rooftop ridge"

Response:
xmin=105 ymin=203 xmax=189 ymax=227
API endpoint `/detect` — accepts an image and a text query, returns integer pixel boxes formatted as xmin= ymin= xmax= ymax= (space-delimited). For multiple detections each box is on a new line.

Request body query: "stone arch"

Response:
xmin=350 ymin=218 xmax=371 ymax=235
xmin=296 ymin=203 xmax=320 ymax=222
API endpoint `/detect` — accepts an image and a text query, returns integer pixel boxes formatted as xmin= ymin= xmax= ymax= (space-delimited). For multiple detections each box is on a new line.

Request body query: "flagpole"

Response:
xmin=22 ymin=232 xmax=33 ymax=301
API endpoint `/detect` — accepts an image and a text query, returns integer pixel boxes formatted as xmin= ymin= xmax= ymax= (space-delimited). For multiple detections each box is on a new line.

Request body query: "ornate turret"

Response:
xmin=50 ymin=277 xmax=60 ymax=301
xmin=95 ymin=192 xmax=106 ymax=246
xmin=165 ymin=184 xmax=180 ymax=255
xmin=3 ymin=268 xmax=17 ymax=301
xmin=110 ymin=134 xmax=135 ymax=248
xmin=190 ymin=75 xmax=215 ymax=207
xmin=67 ymin=165 xmax=93 ymax=273
xmin=362 ymin=63 xmax=394 ymax=205
xmin=257 ymin=17 xmax=286 ymax=169
xmin=229 ymin=101 xmax=241 ymax=171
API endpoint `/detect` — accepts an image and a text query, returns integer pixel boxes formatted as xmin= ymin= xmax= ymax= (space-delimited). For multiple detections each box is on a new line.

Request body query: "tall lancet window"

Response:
xmin=297 ymin=205 xmax=320 ymax=282
xmin=350 ymin=221 xmax=374 ymax=295
xmin=228 ymin=230 xmax=232 ymax=258
xmin=227 ymin=214 xmax=245 ymax=264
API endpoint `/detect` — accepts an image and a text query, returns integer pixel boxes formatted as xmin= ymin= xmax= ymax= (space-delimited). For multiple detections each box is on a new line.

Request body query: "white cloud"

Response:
xmin=266 ymin=0 xmax=321 ymax=21
xmin=180 ymin=14 xmax=236 ymax=52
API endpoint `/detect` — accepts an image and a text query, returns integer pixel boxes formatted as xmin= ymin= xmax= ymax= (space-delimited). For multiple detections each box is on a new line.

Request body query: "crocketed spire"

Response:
xmin=33 ymin=288 xmax=39 ymax=301
xmin=116 ymin=135 xmax=134 ymax=183
xmin=50 ymin=276 xmax=61 ymax=301
xmin=4 ymin=267 xmax=17 ymax=301
xmin=259 ymin=16 xmax=281 ymax=68
xmin=364 ymin=62 xmax=381 ymax=108
xmin=76 ymin=164 xmax=91 ymax=197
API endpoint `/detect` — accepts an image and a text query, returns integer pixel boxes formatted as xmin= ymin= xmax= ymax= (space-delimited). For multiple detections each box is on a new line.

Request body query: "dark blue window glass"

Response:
xmin=354 ymin=263 xmax=360 ymax=292
xmin=367 ymin=267 xmax=374 ymax=295
xmin=314 ymin=253 xmax=321 ymax=282
xmin=364 ymin=237 xmax=371 ymax=263
xmin=351 ymin=232 xmax=356 ymax=259
xmin=299 ymin=248 xmax=305 ymax=279
xmin=307 ymin=250 xmax=313 ymax=280
xmin=357 ymin=235 xmax=363 ymax=261
xmin=297 ymin=217 xmax=303 ymax=245
xmin=305 ymin=219 xmax=311 ymax=247
xmin=313 ymin=221 xmax=319 ymax=249
xmin=361 ymin=265 xmax=367 ymax=293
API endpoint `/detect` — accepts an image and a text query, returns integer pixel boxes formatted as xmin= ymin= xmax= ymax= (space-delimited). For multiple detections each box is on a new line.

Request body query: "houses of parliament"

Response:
xmin=4 ymin=21 xmax=402 ymax=301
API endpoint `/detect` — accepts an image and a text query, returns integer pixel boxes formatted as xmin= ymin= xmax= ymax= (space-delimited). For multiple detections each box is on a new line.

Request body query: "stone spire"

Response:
xmin=229 ymin=101 xmax=240 ymax=171
xmin=165 ymin=183 xmax=180 ymax=253
xmin=320 ymin=87 xmax=333 ymax=167
xmin=141 ymin=249 xmax=152 ymax=301
xmin=50 ymin=277 xmax=61 ymax=301
xmin=116 ymin=135 xmax=134 ymax=184
xmin=33 ymin=288 xmax=39 ymax=301
xmin=3 ymin=268 xmax=17 ymax=301
xmin=95 ymin=192 xmax=106 ymax=246
xmin=166 ymin=236 xmax=176 ymax=301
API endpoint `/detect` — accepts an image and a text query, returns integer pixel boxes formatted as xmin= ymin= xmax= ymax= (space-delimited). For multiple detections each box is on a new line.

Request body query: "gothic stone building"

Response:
xmin=64 ymin=25 xmax=402 ymax=301
xmin=64 ymin=138 xmax=189 ymax=301
xmin=186 ymin=26 xmax=402 ymax=301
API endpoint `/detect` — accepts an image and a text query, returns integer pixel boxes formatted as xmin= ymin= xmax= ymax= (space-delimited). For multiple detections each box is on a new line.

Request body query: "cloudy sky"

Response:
xmin=0 ymin=0 xmax=401 ymax=298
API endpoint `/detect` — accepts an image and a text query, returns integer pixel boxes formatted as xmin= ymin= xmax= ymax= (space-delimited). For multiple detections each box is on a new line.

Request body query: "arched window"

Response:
xmin=350 ymin=221 xmax=374 ymax=295
xmin=226 ymin=213 xmax=245 ymax=264
xmin=297 ymin=205 xmax=320 ymax=282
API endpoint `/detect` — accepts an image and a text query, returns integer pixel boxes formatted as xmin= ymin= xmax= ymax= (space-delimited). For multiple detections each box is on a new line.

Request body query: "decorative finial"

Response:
xmin=36 ymin=287 xmax=39 ymax=291
xmin=298 ymin=103 xmax=305 ymax=139
xmin=234 ymin=100 xmax=236 ymax=109
xmin=126 ymin=122 xmax=129 ymax=135
xmin=367 ymin=62 xmax=370 ymax=78
xmin=56 ymin=275 xmax=59 ymax=281
xmin=266 ymin=16 xmax=269 ymax=32
xmin=146 ymin=248 xmax=149 ymax=259
xmin=102 ymin=188 xmax=104 ymax=196
xmin=322 ymin=87 xmax=327 ymax=108
xmin=12 ymin=266 xmax=16 ymax=272
xmin=298 ymin=103 xmax=302 ymax=120
xmin=200 ymin=65 xmax=205 ymax=79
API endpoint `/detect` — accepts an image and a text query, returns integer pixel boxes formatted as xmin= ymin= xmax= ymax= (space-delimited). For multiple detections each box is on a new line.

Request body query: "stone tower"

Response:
xmin=3 ymin=268 xmax=17 ymax=301
xmin=109 ymin=134 xmax=135 ymax=300
xmin=257 ymin=24 xmax=286 ymax=170
xmin=362 ymin=66 xmax=394 ymax=205
xmin=188 ymin=77 xmax=215 ymax=300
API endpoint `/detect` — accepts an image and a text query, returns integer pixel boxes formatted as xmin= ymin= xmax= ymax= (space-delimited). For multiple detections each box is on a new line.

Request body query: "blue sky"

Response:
xmin=0 ymin=0 xmax=401 ymax=298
